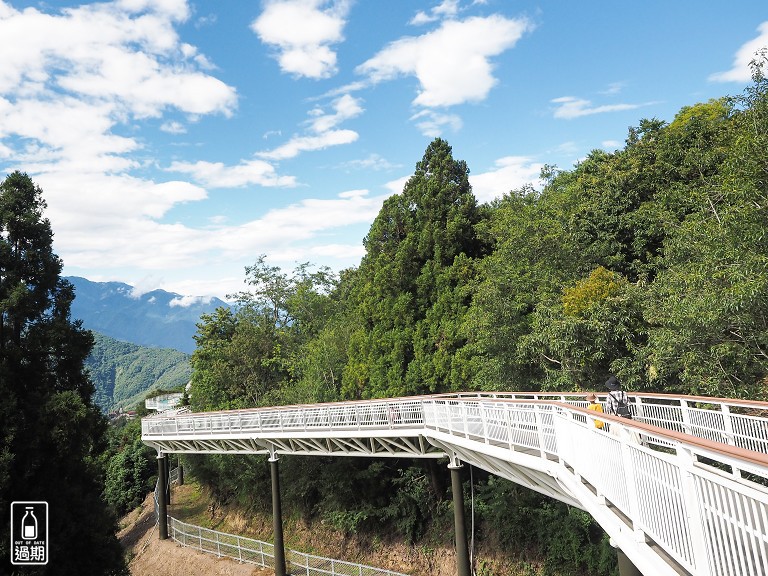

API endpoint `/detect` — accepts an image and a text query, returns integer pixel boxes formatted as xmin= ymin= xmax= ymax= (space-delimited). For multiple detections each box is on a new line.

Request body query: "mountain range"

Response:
xmin=66 ymin=276 xmax=229 ymax=354
xmin=66 ymin=276 xmax=229 ymax=412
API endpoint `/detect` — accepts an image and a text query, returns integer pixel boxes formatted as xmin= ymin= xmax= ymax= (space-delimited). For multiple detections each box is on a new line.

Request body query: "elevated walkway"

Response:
xmin=142 ymin=392 xmax=768 ymax=576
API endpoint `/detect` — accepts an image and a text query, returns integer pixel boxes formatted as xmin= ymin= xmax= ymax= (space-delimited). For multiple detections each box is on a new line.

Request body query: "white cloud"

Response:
xmin=36 ymin=170 xmax=207 ymax=226
xmin=410 ymin=0 xmax=460 ymax=25
xmin=470 ymin=156 xmax=544 ymax=203
xmin=167 ymin=158 xmax=297 ymax=188
xmin=256 ymin=93 xmax=362 ymax=160
xmin=149 ymin=190 xmax=390 ymax=288
xmin=410 ymin=109 xmax=462 ymax=137
xmin=384 ymin=174 xmax=410 ymax=196
xmin=169 ymin=294 xmax=214 ymax=307
xmin=599 ymin=82 xmax=626 ymax=95
xmin=552 ymin=141 xmax=579 ymax=156
xmin=116 ymin=0 xmax=190 ymax=20
xmin=46 ymin=174 xmax=389 ymax=297
xmin=0 ymin=0 xmax=239 ymax=189
xmin=0 ymin=1 xmax=384 ymax=301
xmin=306 ymin=243 xmax=366 ymax=260
xmin=160 ymin=121 xmax=186 ymax=134
xmin=0 ymin=96 xmax=137 ymax=169
xmin=357 ymin=15 xmax=531 ymax=108
xmin=710 ymin=21 xmax=768 ymax=83
xmin=551 ymin=96 xmax=652 ymax=119
xmin=258 ymin=129 xmax=359 ymax=161
xmin=340 ymin=153 xmax=398 ymax=171
xmin=129 ymin=276 xmax=162 ymax=299
xmin=0 ymin=0 xmax=254 ymax=300
xmin=231 ymin=189 xmax=384 ymax=243
xmin=307 ymin=93 xmax=363 ymax=132
xmin=251 ymin=0 xmax=350 ymax=79
xmin=0 ymin=2 xmax=236 ymax=118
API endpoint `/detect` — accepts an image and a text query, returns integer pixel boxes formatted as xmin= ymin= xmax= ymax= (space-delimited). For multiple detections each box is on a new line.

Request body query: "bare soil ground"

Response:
xmin=118 ymin=482 xmax=526 ymax=576
xmin=118 ymin=492 xmax=270 ymax=576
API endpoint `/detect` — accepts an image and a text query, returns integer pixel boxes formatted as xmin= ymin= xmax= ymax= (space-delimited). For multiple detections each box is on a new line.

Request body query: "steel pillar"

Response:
xmin=617 ymin=550 xmax=643 ymax=576
xmin=178 ymin=461 xmax=184 ymax=486
xmin=165 ymin=456 xmax=171 ymax=505
xmin=157 ymin=454 xmax=168 ymax=540
xmin=449 ymin=455 xmax=471 ymax=576
xmin=270 ymin=450 xmax=287 ymax=576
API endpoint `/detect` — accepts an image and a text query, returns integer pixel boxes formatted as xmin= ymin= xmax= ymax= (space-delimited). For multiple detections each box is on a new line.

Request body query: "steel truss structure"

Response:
xmin=143 ymin=392 xmax=768 ymax=576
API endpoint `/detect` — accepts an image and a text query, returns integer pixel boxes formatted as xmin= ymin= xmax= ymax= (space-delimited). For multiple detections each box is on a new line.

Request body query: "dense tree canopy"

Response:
xmin=183 ymin=55 xmax=768 ymax=576
xmin=343 ymin=138 xmax=484 ymax=398
xmin=0 ymin=172 xmax=127 ymax=575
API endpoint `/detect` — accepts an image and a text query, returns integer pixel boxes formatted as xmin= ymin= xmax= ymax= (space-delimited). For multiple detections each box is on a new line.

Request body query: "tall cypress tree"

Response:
xmin=0 ymin=172 xmax=127 ymax=575
xmin=343 ymin=139 xmax=483 ymax=398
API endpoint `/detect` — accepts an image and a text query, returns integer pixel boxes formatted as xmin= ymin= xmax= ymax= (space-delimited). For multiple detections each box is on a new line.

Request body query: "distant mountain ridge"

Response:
xmin=66 ymin=276 xmax=230 ymax=354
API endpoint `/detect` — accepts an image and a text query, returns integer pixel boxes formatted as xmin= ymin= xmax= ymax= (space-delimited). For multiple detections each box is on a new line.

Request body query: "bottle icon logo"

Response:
xmin=10 ymin=501 xmax=48 ymax=565
xmin=22 ymin=507 xmax=37 ymax=540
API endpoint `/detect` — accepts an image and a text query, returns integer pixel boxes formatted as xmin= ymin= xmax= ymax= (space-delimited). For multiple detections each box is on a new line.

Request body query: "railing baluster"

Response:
xmin=722 ymin=404 xmax=736 ymax=447
xmin=533 ymin=403 xmax=545 ymax=456
xmin=146 ymin=393 xmax=768 ymax=576
xmin=680 ymin=399 xmax=693 ymax=436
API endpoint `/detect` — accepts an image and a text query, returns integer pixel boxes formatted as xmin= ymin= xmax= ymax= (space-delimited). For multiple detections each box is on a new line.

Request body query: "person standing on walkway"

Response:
xmin=605 ymin=375 xmax=632 ymax=419
xmin=586 ymin=393 xmax=604 ymax=429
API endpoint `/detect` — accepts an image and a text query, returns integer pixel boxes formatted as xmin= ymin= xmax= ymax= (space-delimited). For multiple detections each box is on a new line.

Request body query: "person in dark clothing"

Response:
xmin=605 ymin=375 xmax=632 ymax=419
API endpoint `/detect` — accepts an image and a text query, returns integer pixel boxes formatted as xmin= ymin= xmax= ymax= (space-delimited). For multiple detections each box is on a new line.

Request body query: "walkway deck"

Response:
xmin=142 ymin=392 xmax=768 ymax=576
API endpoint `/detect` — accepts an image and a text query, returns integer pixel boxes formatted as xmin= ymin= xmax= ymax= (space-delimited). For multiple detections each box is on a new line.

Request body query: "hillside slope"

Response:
xmin=119 ymin=492 xmax=266 ymax=576
xmin=87 ymin=332 xmax=191 ymax=412
xmin=123 ymin=479 xmax=512 ymax=576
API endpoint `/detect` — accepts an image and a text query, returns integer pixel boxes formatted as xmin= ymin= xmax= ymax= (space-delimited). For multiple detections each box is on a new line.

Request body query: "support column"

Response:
xmin=157 ymin=453 xmax=168 ymax=540
xmin=617 ymin=550 xmax=643 ymax=576
xmin=165 ymin=456 xmax=172 ymax=505
xmin=178 ymin=460 xmax=184 ymax=486
xmin=270 ymin=448 xmax=287 ymax=576
xmin=449 ymin=455 xmax=471 ymax=576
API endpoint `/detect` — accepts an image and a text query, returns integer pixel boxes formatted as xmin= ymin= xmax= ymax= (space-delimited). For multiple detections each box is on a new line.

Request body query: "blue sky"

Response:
xmin=0 ymin=0 xmax=766 ymax=302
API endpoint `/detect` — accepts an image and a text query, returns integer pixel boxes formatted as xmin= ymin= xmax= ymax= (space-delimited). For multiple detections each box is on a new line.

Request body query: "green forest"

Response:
xmin=87 ymin=333 xmax=191 ymax=412
xmin=184 ymin=57 xmax=768 ymax=575
xmin=1 ymin=55 xmax=767 ymax=575
xmin=0 ymin=172 xmax=129 ymax=575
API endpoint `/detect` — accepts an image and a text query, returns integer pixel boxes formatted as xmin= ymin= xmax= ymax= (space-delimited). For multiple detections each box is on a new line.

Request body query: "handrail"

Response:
xmin=143 ymin=391 xmax=768 ymax=456
xmin=154 ymin=468 xmax=407 ymax=576
xmin=448 ymin=391 xmax=768 ymax=454
xmin=142 ymin=393 xmax=768 ymax=576
xmin=421 ymin=397 xmax=768 ymax=576
xmin=145 ymin=393 xmax=184 ymax=412
xmin=447 ymin=390 xmax=768 ymax=410
xmin=166 ymin=516 xmax=408 ymax=576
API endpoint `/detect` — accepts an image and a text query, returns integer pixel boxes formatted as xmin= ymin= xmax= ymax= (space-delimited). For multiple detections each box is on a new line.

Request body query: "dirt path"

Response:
xmin=117 ymin=485 xmax=475 ymax=576
xmin=118 ymin=493 xmax=270 ymax=576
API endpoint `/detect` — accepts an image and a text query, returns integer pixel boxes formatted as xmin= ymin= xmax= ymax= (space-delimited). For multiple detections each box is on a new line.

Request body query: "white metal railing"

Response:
xmin=451 ymin=392 xmax=768 ymax=455
xmin=422 ymin=398 xmax=768 ymax=576
xmin=143 ymin=397 xmax=427 ymax=437
xmin=142 ymin=392 xmax=768 ymax=456
xmin=143 ymin=392 xmax=768 ymax=576
xmin=145 ymin=393 xmax=184 ymax=412
xmin=165 ymin=516 xmax=408 ymax=576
